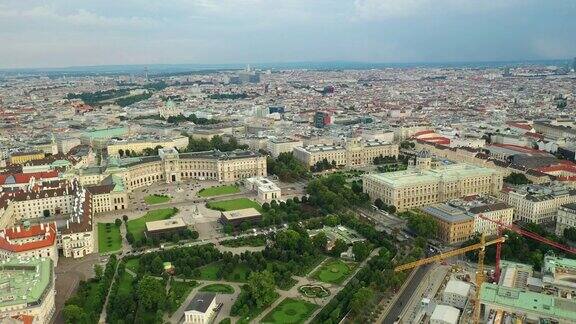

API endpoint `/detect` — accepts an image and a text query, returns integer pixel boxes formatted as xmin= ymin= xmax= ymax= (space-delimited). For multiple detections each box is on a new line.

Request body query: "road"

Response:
xmin=380 ymin=264 xmax=431 ymax=324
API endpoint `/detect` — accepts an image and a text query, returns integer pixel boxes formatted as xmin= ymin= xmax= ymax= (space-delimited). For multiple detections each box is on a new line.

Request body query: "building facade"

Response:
xmin=363 ymin=160 xmax=503 ymax=212
xmin=267 ymin=138 xmax=303 ymax=158
xmin=556 ymin=203 xmax=576 ymax=236
xmin=499 ymin=183 xmax=576 ymax=223
xmin=294 ymin=138 xmax=398 ymax=168
xmin=91 ymin=148 xmax=266 ymax=193
xmin=419 ymin=204 xmax=475 ymax=244
xmin=244 ymin=177 xmax=281 ymax=203
xmin=442 ymin=280 xmax=471 ymax=309
xmin=0 ymin=180 xmax=95 ymax=259
xmin=106 ymin=136 xmax=189 ymax=157
xmin=0 ymin=223 xmax=59 ymax=266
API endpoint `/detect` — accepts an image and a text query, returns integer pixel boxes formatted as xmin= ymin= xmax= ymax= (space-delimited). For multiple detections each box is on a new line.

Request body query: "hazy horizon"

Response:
xmin=1 ymin=1 xmax=575 ymax=69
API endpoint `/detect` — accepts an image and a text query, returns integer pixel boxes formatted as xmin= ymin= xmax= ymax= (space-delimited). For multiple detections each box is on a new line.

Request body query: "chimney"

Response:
xmin=16 ymin=226 xmax=20 ymax=233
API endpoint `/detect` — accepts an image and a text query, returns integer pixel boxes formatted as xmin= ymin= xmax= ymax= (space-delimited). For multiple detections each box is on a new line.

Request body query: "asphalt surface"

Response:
xmin=381 ymin=264 xmax=431 ymax=324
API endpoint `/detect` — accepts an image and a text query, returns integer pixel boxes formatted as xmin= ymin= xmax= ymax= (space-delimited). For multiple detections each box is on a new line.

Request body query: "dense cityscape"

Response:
xmin=2 ymin=1 xmax=576 ymax=324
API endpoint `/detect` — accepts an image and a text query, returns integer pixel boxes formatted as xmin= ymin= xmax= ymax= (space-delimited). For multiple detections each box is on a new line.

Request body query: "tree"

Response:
xmin=118 ymin=149 xmax=124 ymax=157
xmin=115 ymin=218 xmax=122 ymax=227
xmin=126 ymin=232 xmax=135 ymax=244
xmin=137 ymin=276 xmax=166 ymax=311
xmin=94 ymin=264 xmax=103 ymax=280
xmin=122 ymin=215 xmax=128 ymax=222
xmin=190 ymin=230 xmax=199 ymax=240
xmin=324 ymin=215 xmax=340 ymax=227
xmin=63 ymin=304 xmax=86 ymax=324
xmin=275 ymin=229 xmax=301 ymax=251
xmin=405 ymin=211 xmax=438 ymax=239
xmin=374 ymin=198 xmax=385 ymax=210
xmin=312 ymin=232 xmax=328 ymax=252
xmin=224 ymin=224 xmax=233 ymax=235
xmin=564 ymin=227 xmax=576 ymax=241
xmin=352 ymin=242 xmax=370 ymax=262
xmin=504 ymin=172 xmax=532 ymax=185
xmin=246 ymin=270 xmax=277 ymax=309
xmin=331 ymin=239 xmax=348 ymax=256
xmin=350 ymin=287 xmax=374 ymax=318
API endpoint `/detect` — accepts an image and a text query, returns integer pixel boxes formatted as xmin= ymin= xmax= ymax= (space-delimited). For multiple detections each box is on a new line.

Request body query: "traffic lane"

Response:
xmin=381 ymin=264 xmax=431 ymax=324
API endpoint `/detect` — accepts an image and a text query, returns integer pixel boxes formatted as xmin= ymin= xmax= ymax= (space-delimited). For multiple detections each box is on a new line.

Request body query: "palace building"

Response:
xmin=78 ymin=148 xmax=266 ymax=192
xmin=0 ymin=179 xmax=95 ymax=259
xmin=363 ymin=152 xmax=503 ymax=211
xmin=293 ymin=138 xmax=398 ymax=167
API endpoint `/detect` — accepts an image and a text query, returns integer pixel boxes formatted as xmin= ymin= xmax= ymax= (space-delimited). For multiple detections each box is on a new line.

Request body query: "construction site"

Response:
xmin=390 ymin=214 xmax=576 ymax=324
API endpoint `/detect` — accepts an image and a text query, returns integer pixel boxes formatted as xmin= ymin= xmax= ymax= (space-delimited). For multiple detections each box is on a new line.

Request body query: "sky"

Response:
xmin=0 ymin=0 xmax=575 ymax=68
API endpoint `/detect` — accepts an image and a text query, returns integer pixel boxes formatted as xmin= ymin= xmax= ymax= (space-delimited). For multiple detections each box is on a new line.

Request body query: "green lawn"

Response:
xmin=237 ymin=291 xmax=280 ymax=324
xmin=196 ymin=263 xmax=221 ymax=280
xmin=144 ymin=194 xmax=171 ymax=204
xmin=117 ymin=271 xmax=134 ymax=296
xmin=195 ymin=262 xmax=251 ymax=282
xmin=311 ymin=259 xmax=356 ymax=284
xmin=199 ymin=283 xmax=235 ymax=294
xmin=127 ymin=208 xmax=178 ymax=243
xmin=206 ymin=198 xmax=262 ymax=212
xmin=97 ymin=223 xmax=122 ymax=253
xmin=125 ymin=258 xmax=140 ymax=273
xmin=262 ymin=298 xmax=319 ymax=324
xmin=198 ymin=185 xmax=240 ymax=197
xmin=167 ymin=280 xmax=198 ymax=315
xmin=227 ymin=263 xmax=250 ymax=282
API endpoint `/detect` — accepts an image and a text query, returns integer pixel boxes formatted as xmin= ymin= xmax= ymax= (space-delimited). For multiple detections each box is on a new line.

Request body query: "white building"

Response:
xmin=500 ymin=183 xmax=576 ymax=224
xmin=0 ymin=223 xmax=59 ymax=266
xmin=183 ymin=292 xmax=217 ymax=324
xmin=430 ymin=305 xmax=460 ymax=324
xmin=244 ymin=177 xmax=281 ymax=203
xmin=159 ymin=99 xmax=183 ymax=119
xmin=442 ymin=280 xmax=471 ymax=309
xmin=266 ymin=138 xmax=303 ymax=158
xmin=556 ymin=203 xmax=576 ymax=236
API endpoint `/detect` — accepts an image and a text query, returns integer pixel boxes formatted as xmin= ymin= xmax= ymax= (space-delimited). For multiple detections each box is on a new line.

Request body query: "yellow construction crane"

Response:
xmin=394 ymin=234 xmax=505 ymax=324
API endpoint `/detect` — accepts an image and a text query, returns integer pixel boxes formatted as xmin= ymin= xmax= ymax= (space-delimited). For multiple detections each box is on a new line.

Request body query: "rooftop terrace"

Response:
xmin=0 ymin=258 xmax=53 ymax=308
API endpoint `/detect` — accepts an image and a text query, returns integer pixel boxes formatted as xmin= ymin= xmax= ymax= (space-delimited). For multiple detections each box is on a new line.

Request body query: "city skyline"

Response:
xmin=1 ymin=0 xmax=575 ymax=69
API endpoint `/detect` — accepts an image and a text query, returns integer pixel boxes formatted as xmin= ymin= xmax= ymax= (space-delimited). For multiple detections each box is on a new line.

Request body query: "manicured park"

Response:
xmin=312 ymin=258 xmax=356 ymax=284
xmin=198 ymin=185 xmax=240 ymax=197
xmin=199 ymin=283 xmax=235 ymax=294
xmin=127 ymin=208 xmax=178 ymax=242
xmin=262 ymin=298 xmax=319 ymax=324
xmin=195 ymin=262 xmax=251 ymax=282
xmin=206 ymin=198 xmax=261 ymax=212
xmin=144 ymin=194 xmax=171 ymax=204
xmin=97 ymin=222 xmax=122 ymax=253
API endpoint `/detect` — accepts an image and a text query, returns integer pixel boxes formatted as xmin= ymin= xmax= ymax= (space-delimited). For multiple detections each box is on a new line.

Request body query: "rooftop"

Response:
xmin=444 ymin=279 xmax=471 ymax=296
xmin=221 ymin=208 xmax=261 ymax=220
xmin=430 ymin=305 xmax=460 ymax=324
xmin=82 ymin=127 xmax=127 ymax=140
xmin=365 ymin=163 xmax=498 ymax=188
xmin=480 ymin=283 xmax=576 ymax=321
xmin=419 ymin=203 xmax=474 ymax=224
xmin=146 ymin=217 xmax=187 ymax=232
xmin=186 ymin=292 xmax=216 ymax=313
xmin=0 ymin=258 xmax=53 ymax=308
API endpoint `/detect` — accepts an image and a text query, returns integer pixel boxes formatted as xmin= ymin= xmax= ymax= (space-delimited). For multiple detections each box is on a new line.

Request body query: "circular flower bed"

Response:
xmin=299 ymin=284 xmax=330 ymax=298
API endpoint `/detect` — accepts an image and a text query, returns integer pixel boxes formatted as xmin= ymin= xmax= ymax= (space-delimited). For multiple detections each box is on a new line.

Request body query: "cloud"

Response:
xmin=0 ymin=4 xmax=158 ymax=29
xmin=353 ymin=0 xmax=524 ymax=20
